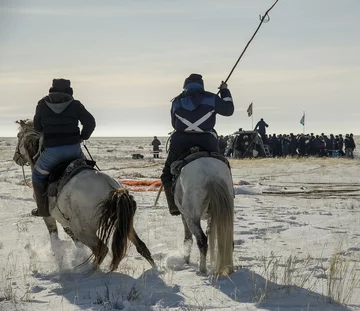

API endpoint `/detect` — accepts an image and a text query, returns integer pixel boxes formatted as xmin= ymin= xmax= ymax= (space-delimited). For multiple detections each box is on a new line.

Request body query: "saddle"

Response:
xmin=170 ymin=147 xmax=231 ymax=189
xmin=47 ymin=159 xmax=96 ymax=197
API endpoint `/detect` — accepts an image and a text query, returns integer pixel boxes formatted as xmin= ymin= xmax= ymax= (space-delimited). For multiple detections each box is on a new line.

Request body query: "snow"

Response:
xmin=0 ymin=136 xmax=360 ymax=311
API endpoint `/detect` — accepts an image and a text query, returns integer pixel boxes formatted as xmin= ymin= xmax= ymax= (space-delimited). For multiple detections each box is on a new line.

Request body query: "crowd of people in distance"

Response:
xmin=265 ymin=132 xmax=356 ymax=158
xmin=219 ymin=132 xmax=356 ymax=159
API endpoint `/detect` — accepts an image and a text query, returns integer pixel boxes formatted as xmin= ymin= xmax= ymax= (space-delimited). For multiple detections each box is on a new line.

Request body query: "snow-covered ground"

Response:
xmin=0 ymin=136 xmax=360 ymax=311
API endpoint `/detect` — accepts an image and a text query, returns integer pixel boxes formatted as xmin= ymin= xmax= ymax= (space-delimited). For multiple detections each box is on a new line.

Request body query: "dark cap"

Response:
xmin=49 ymin=78 xmax=73 ymax=95
xmin=183 ymin=73 xmax=204 ymax=88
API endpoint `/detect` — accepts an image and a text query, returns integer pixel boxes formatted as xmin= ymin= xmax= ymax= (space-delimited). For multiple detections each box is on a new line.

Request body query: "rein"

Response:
xmin=83 ymin=141 xmax=101 ymax=171
xmin=16 ymin=127 xmax=42 ymax=188
xmin=22 ymin=165 xmax=32 ymax=188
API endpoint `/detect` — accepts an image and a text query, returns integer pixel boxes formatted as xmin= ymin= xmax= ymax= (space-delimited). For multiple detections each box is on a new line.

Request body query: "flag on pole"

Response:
xmin=247 ymin=102 xmax=253 ymax=117
xmin=300 ymin=113 xmax=305 ymax=126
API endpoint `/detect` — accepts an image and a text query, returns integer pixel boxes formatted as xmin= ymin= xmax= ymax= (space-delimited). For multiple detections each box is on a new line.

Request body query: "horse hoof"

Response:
xmin=196 ymin=269 xmax=207 ymax=276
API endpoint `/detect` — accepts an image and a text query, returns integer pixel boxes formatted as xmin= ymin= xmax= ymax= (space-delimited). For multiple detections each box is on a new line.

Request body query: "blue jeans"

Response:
xmin=32 ymin=144 xmax=84 ymax=183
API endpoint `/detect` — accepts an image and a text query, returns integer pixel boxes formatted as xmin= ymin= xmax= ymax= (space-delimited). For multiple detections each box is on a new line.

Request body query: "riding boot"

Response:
xmin=164 ymin=184 xmax=180 ymax=216
xmin=32 ymin=182 xmax=51 ymax=217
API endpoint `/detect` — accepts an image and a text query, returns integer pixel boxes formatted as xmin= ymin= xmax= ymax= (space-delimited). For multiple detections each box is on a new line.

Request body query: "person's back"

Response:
xmin=170 ymin=74 xmax=234 ymax=151
xmin=151 ymin=136 xmax=161 ymax=150
xmin=151 ymin=136 xmax=161 ymax=158
xmin=254 ymin=118 xmax=268 ymax=135
xmin=349 ymin=133 xmax=356 ymax=158
xmin=349 ymin=134 xmax=356 ymax=148
xmin=161 ymin=73 xmax=234 ymax=215
xmin=32 ymin=78 xmax=96 ymax=217
xmin=338 ymin=134 xmax=344 ymax=152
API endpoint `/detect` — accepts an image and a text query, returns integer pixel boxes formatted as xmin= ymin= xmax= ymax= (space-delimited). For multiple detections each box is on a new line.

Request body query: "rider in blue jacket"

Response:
xmin=32 ymin=79 xmax=96 ymax=217
xmin=161 ymin=73 xmax=234 ymax=215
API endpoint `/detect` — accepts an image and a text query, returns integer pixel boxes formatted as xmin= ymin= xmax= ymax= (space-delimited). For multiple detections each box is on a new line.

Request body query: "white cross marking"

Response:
xmin=175 ymin=110 xmax=215 ymax=131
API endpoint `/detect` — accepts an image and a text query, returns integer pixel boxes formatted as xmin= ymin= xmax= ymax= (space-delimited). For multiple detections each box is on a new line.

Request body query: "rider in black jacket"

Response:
xmin=32 ymin=78 xmax=96 ymax=217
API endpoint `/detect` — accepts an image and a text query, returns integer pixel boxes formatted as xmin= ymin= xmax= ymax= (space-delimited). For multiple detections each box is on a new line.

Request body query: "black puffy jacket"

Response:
xmin=33 ymin=92 xmax=96 ymax=147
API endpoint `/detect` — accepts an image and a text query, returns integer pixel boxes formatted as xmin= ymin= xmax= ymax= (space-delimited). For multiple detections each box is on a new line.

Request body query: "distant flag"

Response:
xmin=300 ymin=113 xmax=305 ymax=126
xmin=247 ymin=102 xmax=253 ymax=117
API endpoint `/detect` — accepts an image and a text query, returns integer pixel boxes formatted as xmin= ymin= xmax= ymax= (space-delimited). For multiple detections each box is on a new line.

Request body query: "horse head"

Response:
xmin=13 ymin=119 xmax=42 ymax=167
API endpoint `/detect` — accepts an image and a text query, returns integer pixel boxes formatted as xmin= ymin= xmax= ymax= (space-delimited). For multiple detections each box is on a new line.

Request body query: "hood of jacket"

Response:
xmin=44 ymin=92 xmax=74 ymax=114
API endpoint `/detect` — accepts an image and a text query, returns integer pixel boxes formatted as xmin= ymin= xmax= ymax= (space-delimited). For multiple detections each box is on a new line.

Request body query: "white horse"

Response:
xmin=13 ymin=119 xmax=154 ymax=272
xmin=174 ymin=156 xmax=234 ymax=275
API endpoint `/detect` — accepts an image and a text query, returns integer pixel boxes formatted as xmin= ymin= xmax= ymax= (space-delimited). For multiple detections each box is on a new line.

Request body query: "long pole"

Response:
xmin=252 ymin=111 xmax=254 ymax=130
xmin=154 ymin=184 xmax=163 ymax=207
xmin=217 ymin=0 xmax=279 ymax=95
xmin=155 ymin=1 xmax=280 ymax=207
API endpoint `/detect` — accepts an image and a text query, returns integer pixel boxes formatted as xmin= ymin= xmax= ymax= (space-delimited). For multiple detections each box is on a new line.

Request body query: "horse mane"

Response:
xmin=16 ymin=119 xmax=42 ymax=165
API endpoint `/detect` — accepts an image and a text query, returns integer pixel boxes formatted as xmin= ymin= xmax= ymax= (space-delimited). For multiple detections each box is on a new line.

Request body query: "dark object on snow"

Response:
xmin=132 ymin=153 xmax=144 ymax=159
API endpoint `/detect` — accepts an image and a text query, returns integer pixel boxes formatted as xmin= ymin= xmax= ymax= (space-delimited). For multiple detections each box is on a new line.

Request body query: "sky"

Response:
xmin=0 ymin=0 xmax=359 ymax=137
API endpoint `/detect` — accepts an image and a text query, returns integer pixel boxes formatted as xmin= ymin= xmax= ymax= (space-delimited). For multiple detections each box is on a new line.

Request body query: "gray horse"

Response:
xmin=13 ymin=119 xmax=154 ymax=273
xmin=174 ymin=157 xmax=234 ymax=275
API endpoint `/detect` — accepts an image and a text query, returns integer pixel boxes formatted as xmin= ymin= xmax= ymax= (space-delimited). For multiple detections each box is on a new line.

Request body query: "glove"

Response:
xmin=218 ymin=81 xmax=228 ymax=90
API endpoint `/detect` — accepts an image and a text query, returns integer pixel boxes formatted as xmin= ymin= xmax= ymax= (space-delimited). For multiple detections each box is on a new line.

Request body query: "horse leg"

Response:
xmin=181 ymin=215 xmax=193 ymax=265
xmin=63 ymin=227 xmax=79 ymax=244
xmin=74 ymin=231 xmax=108 ymax=272
xmin=186 ymin=217 xmax=207 ymax=274
xmin=43 ymin=216 xmax=58 ymax=240
xmin=129 ymin=229 xmax=155 ymax=267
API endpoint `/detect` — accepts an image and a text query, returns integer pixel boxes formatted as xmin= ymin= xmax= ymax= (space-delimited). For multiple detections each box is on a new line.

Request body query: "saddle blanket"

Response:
xmin=170 ymin=147 xmax=231 ymax=189
xmin=47 ymin=159 xmax=96 ymax=197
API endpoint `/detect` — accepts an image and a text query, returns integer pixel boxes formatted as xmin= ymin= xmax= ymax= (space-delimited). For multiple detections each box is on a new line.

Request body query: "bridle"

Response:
xmin=14 ymin=125 xmax=43 ymax=187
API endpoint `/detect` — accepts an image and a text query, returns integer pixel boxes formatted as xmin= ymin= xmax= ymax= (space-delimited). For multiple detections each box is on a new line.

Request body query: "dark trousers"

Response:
xmin=260 ymin=133 xmax=266 ymax=143
xmin=161 ymin=131 xmax=219 ymax=187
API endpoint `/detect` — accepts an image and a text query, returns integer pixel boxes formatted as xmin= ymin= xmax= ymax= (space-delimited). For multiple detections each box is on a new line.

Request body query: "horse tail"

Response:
xmin=207 ymin=177 xmax=234 ymax=275
xmin=96 ymin=188 xmax=136 ymax=272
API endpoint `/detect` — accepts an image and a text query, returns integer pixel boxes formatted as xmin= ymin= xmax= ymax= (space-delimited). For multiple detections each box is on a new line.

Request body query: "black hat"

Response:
xmin=49 ymin=78 xmax=73 ymax=95
xmin=183 ymin=73 xmax=204 ymax=88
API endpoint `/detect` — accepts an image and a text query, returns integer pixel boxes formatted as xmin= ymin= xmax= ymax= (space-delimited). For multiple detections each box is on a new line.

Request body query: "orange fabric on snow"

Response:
xmin=120 ymin=179 xmax=162 ymax=192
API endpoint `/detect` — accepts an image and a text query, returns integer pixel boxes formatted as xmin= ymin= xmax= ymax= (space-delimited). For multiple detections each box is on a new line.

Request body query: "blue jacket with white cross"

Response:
xmin=171 ymin=82 xmax=234 ymax=133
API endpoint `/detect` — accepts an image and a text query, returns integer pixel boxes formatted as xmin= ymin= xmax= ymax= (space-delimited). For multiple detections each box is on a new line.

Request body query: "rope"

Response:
xmin=82 ymin=142 xmax=101 ymax=171
xmin=22 ymin=165 xmax=32 ymax=188
xmin=217 ymin=0 xmax=279 ymax=94
xmin=154 ymin=184 xmax=163 ymax=207
xmin=32 ymin=133 xmax=43 ymax=160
